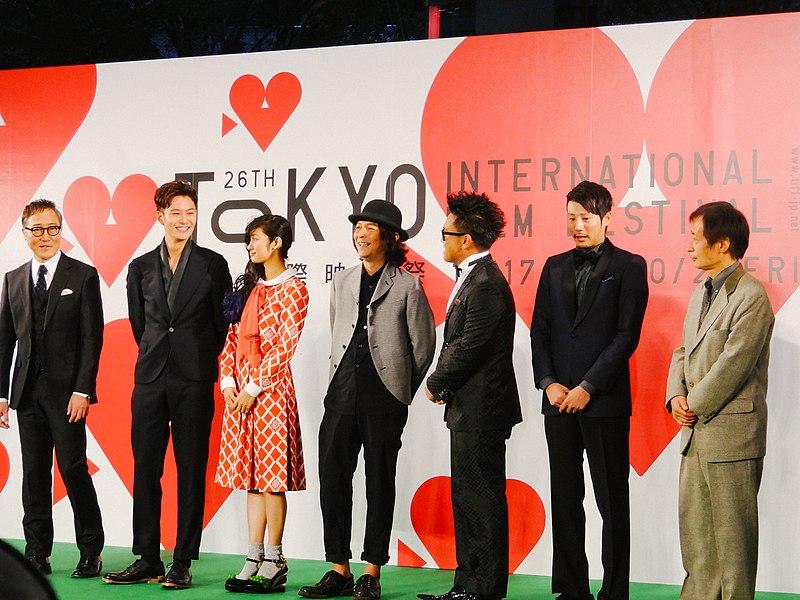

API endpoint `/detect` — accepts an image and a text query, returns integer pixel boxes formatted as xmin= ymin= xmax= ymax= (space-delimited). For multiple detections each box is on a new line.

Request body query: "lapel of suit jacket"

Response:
xmin=170 ymin=247 xmax=205 ymax=319
xmin=688 ymin=264 xmax=744 ymax=355
xmin=44 ymin=255 xmax=72 ymax=330
xmin=444 ymin=254 xmax=489 ymax=340
xmin=11 ymin=263 xmax=33 ymax=337
xmin=572 ymin=241 xmax=614 ymax=329
xmin=369 ymin=264 xmax=396 ymax=306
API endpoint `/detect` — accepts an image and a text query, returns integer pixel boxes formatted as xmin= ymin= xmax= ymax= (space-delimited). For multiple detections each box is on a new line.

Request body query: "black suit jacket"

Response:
xmin=427 ymin=254 xmax=522 ymax=432
xmin=530 ymin=240 xmax=648 ymax=417
xmin=126 ymin=242 xmax=231 ymax=384
xmin=0 ymin=254 xmax=104 ymax=409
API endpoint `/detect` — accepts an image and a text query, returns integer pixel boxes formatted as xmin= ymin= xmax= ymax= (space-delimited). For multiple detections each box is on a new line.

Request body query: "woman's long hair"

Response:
xmin=222 ymin=214 xmax=294 ymax=323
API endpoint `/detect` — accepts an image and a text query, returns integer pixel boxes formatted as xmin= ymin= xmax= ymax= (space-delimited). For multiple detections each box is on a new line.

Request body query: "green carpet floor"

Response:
xmin=4 ymin=540 xmax=798 ymax=599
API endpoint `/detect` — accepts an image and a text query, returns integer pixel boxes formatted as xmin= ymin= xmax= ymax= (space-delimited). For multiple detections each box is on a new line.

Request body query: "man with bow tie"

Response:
xmin=0 ymin=199 xmax=105 ymax=579
xmin=419 ymin=191 xmax=522 ymax=600
xmin=530 ymin=181 xmax=649 ymax=600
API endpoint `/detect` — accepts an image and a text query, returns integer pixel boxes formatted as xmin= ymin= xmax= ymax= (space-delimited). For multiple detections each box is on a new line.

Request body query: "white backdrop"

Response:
xmin=0 ymin=12 xmax=798 ymax=593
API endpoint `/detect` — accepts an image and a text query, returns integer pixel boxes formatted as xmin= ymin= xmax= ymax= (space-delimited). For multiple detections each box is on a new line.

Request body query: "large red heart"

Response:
xmin=89 ymin=319 xmax=231 ymax=550
xmin=229 ymin=73 xmax=302 ymax=152
xmin=401 ymin=476 xmax=545 ymax=572
xmin=0 ymin=65 xmax=96 ymax=243
xmin=420 ymin=16 xmax=800 ymax=475
xmin=62 ymin=175 xmax=157 ymax=287
xmin=0 ymin=441 xmax=9 ymax=494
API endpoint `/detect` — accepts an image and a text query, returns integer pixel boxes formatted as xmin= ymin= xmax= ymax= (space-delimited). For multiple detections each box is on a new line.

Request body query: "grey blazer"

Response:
xmin=666 ymin=264 xmax=773 ymax=461
xmin=328 ymin=263 xmax=435 ymax=405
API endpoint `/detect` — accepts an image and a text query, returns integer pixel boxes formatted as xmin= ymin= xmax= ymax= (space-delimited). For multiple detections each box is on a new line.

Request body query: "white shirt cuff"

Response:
xmin=220 ymin=376 xmax=236 ymax=393
xmin=244 ymin=381 xmax=262 ymax=397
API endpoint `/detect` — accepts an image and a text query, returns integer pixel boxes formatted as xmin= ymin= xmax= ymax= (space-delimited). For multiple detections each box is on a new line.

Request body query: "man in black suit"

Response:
xmin=103 ymin=180 xmax=231 ymax=590
xmin=0 ymin=199 xmax=105 ymax=579
xmin=530 ymin=181 xmax=649 ymax=600
xmin=419 ymin=191 xmax=522 ymax=600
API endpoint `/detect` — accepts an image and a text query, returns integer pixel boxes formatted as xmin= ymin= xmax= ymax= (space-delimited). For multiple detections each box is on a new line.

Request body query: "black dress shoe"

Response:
xmin=72 ymin=555 xmax=102 ymax=578
xmin=161 ymin=561 xmax=192 ymax=589
xmin=103 ymin=558 xmax=165 ymax=584
xmin=417 ymin=586 xmax=479 ymax=600
xmin=353 ymin=574 xmax=381 ymax=599
xmin=27 ymin=556 xmax=52 ymax=576
xmin=298 ymin=570 xmax=354 ymax=598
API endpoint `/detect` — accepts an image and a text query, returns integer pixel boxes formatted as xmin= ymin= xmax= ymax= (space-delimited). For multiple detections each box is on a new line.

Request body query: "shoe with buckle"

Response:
xmin=27 ymin=556 xmax=52 ymax=576
xmin=72 ymin=555 xmax=102 ymax=578
xmin=103 ymin=558 xmax=164 ymax=584
xmin=353 ymin=574 xmax=381 ymax=599
xmin=298 ymin=570 xmax=354 ymax=598
xmin=225 ymin=557 xmax=262 ymax=592
xmin=161 ymin=561 xmax=192 ymax=589
xmin=242 ymin=555 xmax=288 ymax=594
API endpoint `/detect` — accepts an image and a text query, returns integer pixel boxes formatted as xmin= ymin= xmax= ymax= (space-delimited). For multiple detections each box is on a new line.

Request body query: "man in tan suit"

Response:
xmin=667 ymin=201 xmax=773 ymax=600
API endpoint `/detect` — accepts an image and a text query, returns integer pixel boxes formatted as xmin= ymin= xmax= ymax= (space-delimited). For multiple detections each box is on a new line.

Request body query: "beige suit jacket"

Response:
xmin=328 ymin=263 xmax=435 ymax=405
xmin=666 ymin=264 xmax=773 ymax=462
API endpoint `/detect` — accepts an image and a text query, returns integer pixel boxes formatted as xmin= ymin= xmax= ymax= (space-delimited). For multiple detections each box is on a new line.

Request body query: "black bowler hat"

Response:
xmin=348 ymin=199 xmax=409 ymax=241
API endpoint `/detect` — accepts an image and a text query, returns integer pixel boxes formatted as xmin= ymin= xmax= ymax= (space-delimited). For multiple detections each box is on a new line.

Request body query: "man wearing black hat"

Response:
xmin=299 ymin=200 xmax=435 ymax=600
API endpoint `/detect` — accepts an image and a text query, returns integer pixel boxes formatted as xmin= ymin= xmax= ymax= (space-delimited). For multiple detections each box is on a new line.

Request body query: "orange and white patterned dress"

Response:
xmin=215 ymin=269 xmax=309 ymax=492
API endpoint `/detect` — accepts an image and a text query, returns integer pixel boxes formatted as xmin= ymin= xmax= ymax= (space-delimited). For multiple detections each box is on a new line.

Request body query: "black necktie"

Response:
xmin=35 ymin=264 xmax=47 ymax=296
xmin=699 ymin=279 xmax=714 ymax=326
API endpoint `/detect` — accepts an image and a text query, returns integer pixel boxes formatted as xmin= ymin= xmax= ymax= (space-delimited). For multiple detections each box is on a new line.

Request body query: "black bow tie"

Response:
xmin=573 ymin=248 xmax=600 ymax=269
xmin=454 ymin=265 xmax=462 ymax=279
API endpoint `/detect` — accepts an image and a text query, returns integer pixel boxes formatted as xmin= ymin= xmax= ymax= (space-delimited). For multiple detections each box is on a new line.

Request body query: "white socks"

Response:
xmin=236 ymin=542 xmax=264 ymax=580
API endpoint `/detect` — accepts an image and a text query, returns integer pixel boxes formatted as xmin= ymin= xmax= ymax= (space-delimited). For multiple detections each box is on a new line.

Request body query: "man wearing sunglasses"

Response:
xmin=419 ymin=191 xmax=521 ymax=600
xmin=0 ymin=199 xmax=105 ymax=580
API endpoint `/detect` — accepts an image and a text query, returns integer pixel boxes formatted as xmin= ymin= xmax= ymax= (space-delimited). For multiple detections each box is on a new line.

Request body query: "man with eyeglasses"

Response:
xmin=0 ymin=199 xmax=105 ymax=579
xmin=419 ymin=191 xmax=521 ymax=600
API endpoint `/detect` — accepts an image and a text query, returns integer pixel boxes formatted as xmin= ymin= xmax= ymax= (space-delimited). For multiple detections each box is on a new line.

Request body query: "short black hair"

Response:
xmin=566 ymin=181 xmax=613 ymax=217
xmin=689 ymin=201 xmax=749 ymax=260
xmin=446 ymin=191 xmax=506 ymax=250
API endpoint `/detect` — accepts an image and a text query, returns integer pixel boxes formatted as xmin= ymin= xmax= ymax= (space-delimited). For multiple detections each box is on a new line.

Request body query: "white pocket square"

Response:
xmin=60 ymin=288 xmax=73 ymax=296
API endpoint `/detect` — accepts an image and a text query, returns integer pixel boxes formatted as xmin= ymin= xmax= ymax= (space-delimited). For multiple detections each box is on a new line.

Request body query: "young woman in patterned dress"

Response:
xmin=215 ymin=214 xmax=309 ymax=593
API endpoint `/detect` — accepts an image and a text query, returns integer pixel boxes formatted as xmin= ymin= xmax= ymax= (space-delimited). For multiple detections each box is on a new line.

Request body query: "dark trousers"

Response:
xmin=130 ymin=363 xmax=214 ymax=561
xmin=16 ymin=372 xmax=104 ymax=558
xmin=318 ymin=408 xmax=408 ymax=565
xmin=544 ymin=415 xmax=630 ymax=600
xmin=450 ymin=428 xmax=510 ymax=599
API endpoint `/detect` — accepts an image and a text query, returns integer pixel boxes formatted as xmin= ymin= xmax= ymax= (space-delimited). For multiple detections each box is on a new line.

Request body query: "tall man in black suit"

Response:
xmin=103 ymin=180 xmax=231 ymax=590
xmin=419 ymin=191 xmax=522 ymax=600
xmin=0 ymin=199 xmax=105 ymax=579
xmin=531 ymin=181 xmax=649 ymax=600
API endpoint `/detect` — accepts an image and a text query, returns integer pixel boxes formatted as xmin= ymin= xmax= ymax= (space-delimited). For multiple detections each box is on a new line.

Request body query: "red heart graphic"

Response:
xmin=403 ymin=476 xmax=545 ymax=572
xmin=89 ymin=319 xmax=232 ymax=550
xmin=229 ymin=73 xmax=302 ymax=152
xmin=0 ymin=65 xmax=96 ymax=242
xmin=62 ymin=175 xmax=157 ymax=287
xmin=0 ymin=441 xmax=9 ymax=494
xmin=421 ymin=17 xmax=800 ymax=475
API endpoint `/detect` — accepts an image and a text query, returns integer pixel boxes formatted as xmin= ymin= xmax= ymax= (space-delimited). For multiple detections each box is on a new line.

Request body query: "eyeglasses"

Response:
xmin=441 ymin=229 xmax=468 ymax=242
xmin=25 ymin=225 xmax=62 ymax=237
